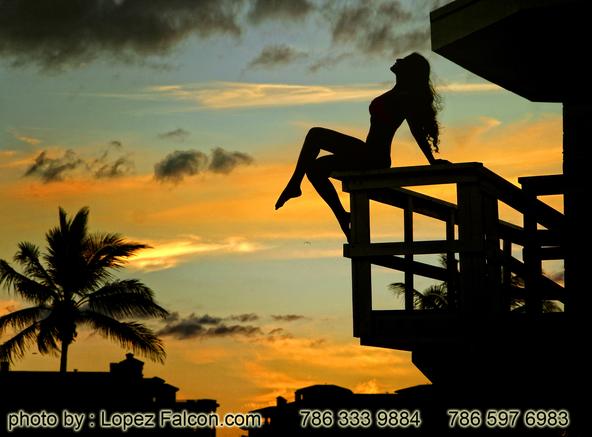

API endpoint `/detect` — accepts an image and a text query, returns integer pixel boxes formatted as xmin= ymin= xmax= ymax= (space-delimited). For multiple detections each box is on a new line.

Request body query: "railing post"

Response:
xmin=404 ymin=197 xmax=414 ymax=311
xmin=446 ymin=211 xmax=457 ymax=310
xmin=502 ymin=239 xmax=512 ymax=311
xmin=350 ymin=190 xmax=372 ymax=338
xmin=456 ymin=182 xmax=487 ymax=315
xmin=483 ymin=194 xmax=503 ymax=313
xmin=522 ymin=188 xmax=543 ymax=314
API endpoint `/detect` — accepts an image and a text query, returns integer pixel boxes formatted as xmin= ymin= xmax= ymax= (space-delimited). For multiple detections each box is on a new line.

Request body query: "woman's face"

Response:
xmin=390 ymin=57 xmax=407 ymax=75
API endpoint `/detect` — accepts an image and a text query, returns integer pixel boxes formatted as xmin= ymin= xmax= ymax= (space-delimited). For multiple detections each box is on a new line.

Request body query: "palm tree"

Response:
xmin=390 ymin=255 xmax=561 ymax=312
xmin=0 ymin=207 xmax=168 ymax=372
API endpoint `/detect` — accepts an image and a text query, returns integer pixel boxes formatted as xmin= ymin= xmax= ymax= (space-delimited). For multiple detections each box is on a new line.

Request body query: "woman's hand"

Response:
xmin=432 ymin=158 xmax=451 ymax=165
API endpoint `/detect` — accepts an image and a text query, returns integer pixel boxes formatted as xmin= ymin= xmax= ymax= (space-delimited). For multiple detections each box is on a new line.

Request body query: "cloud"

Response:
xmin=23 ymin=146 xmax=134 ymax=183
xmin=147 ymin=81 xmax=382 ymax=110
xmin=437 ymin=83 xmax=502 ymax=93
xmin=327 ymin=1 xmax=427 ymax=57
xmin=24 ymin=150 xmax=85 ymax=182
xmin=247 ymin=0 xmax=314 ymax=24
xmin=248 ymin=44 xmax=307 ymax=69
xmin=13 ymin=133 xmax=42 ymax=146
xmin=308 ymin=52 xmax=353 ymax=73
xmin=0 ymin=0 xmax=242 ymax=71
xmin=208 ymin=147 xmax=254 ymax=174
xmin=154 ymin=148 xmax=254 ymax=183
xmin=158 ymin=128 xmax=191 ymax=142
xmin=127 ymin=235 xmax=266 ymax=271
xmin=228 ymin=313 xmax=260 ymax=323
xmin=109 ymin=140 xmax=122 ymax=148
xmin=271 ymin=314 xmax=306 ymax=322
xmin=153 ymin=150 xmax=209 ymax=183
xmin=94 ymin=156 xmax=134 ymax=179
xmin=157 ymin=312 xmax=262 ymax=340
xmin=95 ymin=80 xmax=501 ymax=112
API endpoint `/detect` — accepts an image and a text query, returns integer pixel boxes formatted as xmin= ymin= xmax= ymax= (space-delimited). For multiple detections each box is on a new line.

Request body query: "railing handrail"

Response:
xmin=334 ymin=162 xmax=564 ymax=229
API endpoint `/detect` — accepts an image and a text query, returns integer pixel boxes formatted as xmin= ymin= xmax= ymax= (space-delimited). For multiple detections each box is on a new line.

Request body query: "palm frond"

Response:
xmin=0 ymin=260 xmax=57 ymax=303
xmin=86 ymin=233 xmax=150 ymax=271
xmin=36 ymin=320 xmax=61 ymax=355
xmin=13 ymin=242 xmax=56 ymax=288
xmin=0 ymin=306 xmax=49 ymax=334
xmin=420 ymin=284 xmax=449 ymax=310
xmin=0 ymin=323 xmax=39 ymax=363
xmin=389 ymin=282 xmax=426 ymax=309
xmin=44 ymin=207 xmax=90 ymax=294
xmin=78 ymin=311 xmax=166 ymax=363
xmin=83 ymin=279 xmax=168 ymax=319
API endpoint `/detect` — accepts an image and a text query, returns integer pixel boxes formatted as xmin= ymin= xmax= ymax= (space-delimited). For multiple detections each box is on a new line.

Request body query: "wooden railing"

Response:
xmin=333 ymin=163 xmax=565 ymax=339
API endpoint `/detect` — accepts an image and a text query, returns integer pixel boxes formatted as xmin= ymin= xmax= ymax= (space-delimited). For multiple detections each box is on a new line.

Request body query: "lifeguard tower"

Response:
xmin=336 ymin=0 xmax=589 ymax=405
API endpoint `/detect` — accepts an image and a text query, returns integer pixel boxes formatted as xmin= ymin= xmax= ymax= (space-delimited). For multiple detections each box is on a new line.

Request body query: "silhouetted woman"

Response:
xmin=275 ymin=52 xmax=445 ymax=240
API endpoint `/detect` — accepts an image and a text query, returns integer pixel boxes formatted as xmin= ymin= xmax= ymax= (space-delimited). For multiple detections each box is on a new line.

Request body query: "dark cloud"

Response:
xmin=271 ymin=314 xmax=306 ymax=322
xmin=265 ymin=327 xmax=294 ymax=342
xmin=228 ymin=313 xmax=260 ymax=323
xmin=24 ymin=150 xmax=85 ymax=182
xmin=158 ymin=128 xmax=190 ymax=142
xmin=154 ymin=147 xmax=253 ymax=183
xmin=208 ymin=147 xmax=254 ymax=174
xmin=157 ymin=312 xmax=262 ymax=340
xmin=0 ymin=0 xmax=242 ymax=71
xmin=308 ymin=52 xmax=353 ymax=73
xmin=207 ymin=324 xmax=262 ymax=337
xmin=109 ymin=140 xmax=123 ymax=148
xmin=327 ymin=1 xmax=429 ymax=58
xmin=248 ymin=44 xmax=307 ymax=69
xmin=247 ymin=0 xmax=314 ymax=24
xmin=153 ymin=150 xmax=209 ymax=183
xmin=94 ymin=156 xmax=134 ymax=179
xmin=24 ymin=145 xmax=134 ymax=183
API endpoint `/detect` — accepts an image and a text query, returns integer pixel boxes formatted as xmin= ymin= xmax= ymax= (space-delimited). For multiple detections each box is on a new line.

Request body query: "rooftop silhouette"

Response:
xmin=0 ymin=354 xmax=218 ymax=435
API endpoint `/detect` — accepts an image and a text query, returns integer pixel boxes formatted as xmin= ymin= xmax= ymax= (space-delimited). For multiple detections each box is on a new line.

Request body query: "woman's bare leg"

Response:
xmin=275 ymin=127 xmax=360 ymax=210
xmin=306 ymin=155 xmax=351 ymax=241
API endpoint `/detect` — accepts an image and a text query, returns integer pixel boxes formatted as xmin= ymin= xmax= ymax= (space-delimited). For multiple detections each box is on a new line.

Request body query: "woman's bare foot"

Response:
xmin=338 ymin=212 xmax=351 ymax=242
xmin=275 ymin=184 xmax=302 ymax=210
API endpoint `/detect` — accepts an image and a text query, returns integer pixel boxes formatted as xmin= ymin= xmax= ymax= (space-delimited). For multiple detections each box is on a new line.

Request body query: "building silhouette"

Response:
xmin=0 ymin=354 xmax=218 ymax=435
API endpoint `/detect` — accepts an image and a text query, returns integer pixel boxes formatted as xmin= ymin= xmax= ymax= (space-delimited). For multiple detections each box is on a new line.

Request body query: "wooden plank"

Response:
xmin=483 ymin=194 xmax=503 ymax=313
xmin=369 ymin=256 xmax=448 ymax=281
xmin=350 ymin=191 xmax=372 ymax=338
xmin=518 ymin=174 xmax=565 ymax=196
xmin=523 ymin=187 xmax=543 ymax=314
xmin=457 ymin=182 xmax=487 ymax=314
xmin=502 ymin=239 xmax=512 ymax=310
xmin=502 ymin=253 xmax=565 ymax=302
xmin=344 ymin=240 xmax=481 ymax=257
xmin=539 ymin=246 xmax=564 ymax=260
xmin=368 ymin=187 xmax=457 ymax=222
xmin=404 ymin=198 xmax=414 ymax=311
xmin=536 ymin=229 xmax=563 ymax=247
xmin=334 ymin=162 xmax=484 ymax=192
xmin=479 ymin=167 xmax=564 ymax=229
xmin=498 ymin=221 xmax=524 ymax=245
xmin=446 ymin=211 xmax=458 ymax=309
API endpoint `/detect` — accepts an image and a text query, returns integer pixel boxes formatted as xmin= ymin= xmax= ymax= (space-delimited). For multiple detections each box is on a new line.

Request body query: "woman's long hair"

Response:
xmin=399 ymin=53 xmax=441 ymax=153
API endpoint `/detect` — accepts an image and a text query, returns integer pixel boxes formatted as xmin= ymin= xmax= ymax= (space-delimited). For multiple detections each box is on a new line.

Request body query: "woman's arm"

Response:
xmin=408 ymin=120 xmax=436 ymax=164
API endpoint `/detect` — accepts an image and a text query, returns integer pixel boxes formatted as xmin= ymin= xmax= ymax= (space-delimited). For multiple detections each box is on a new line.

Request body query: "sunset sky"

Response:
xmin=0 ymin=1 xmax=563 ymax=435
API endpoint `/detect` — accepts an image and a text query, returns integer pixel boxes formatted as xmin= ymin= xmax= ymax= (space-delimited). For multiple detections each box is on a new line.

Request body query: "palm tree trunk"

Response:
xmin=60 ymin=341 xmax=69 ymax=373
